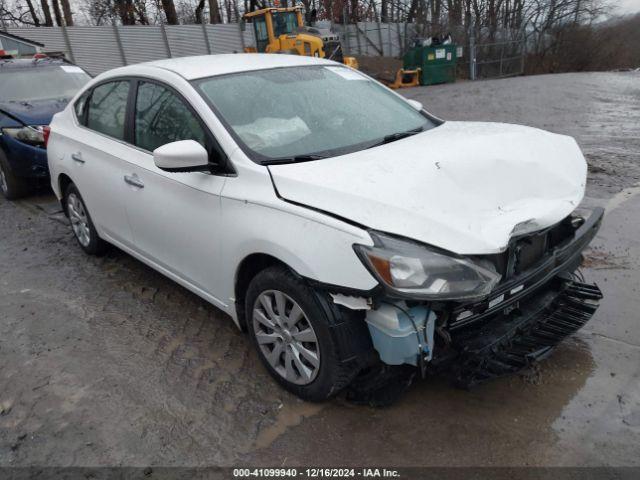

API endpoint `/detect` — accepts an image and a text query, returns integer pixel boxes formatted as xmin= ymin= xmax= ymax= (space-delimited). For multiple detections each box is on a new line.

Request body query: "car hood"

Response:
xmin=0 ymin=98 xmax=70 ymax=126
xmin=268 ymin=121 xmax=587 ymax=255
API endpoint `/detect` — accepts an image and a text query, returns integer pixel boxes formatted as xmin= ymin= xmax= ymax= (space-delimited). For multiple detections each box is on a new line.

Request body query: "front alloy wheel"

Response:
xmin=245 ymin=266 xmax=362 ymax=401
xmin=253 ymin=290 xmax=320 ymax=385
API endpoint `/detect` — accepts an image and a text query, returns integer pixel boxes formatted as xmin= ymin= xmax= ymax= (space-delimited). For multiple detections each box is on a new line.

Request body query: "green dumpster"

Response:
xmin=403 ymin=44 xmax=458 ymax=86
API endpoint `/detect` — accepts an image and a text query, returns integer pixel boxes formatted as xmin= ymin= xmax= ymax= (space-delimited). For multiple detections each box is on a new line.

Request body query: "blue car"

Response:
xmin=0 ymin=57 xmax=91 ymax=199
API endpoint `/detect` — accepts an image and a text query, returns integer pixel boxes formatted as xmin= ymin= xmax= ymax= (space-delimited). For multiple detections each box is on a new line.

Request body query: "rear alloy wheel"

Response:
xmin=253 ymin=290 xmax=320 ymax=385
xmin=0 ymin=151 xmax=28 ymax=200
xmin=246 ymin=266 xmax=361 ymax=401
xmin=67 ymin=192 xmax=91 ymax=248
xmin=64 ymin=183 xmax=108 ymax=255
xmin=0 ymin=165 xmax=7 ymax=195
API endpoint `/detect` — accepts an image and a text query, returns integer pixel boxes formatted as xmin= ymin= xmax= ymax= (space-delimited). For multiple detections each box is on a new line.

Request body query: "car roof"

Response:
xmin=0 ymin=57 xmax=72 ymax=71
xmin=138 ymin=53 xmax=337 ymax=80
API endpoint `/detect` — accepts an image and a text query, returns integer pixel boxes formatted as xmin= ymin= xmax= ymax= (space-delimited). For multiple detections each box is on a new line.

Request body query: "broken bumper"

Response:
xmin=448 ymin=277 xmax=602 ymax=387
xmin=440 ymin=207 xmax=605 ymax=386
xmin=359 ymin=207 xmax=604 ymax=384
xmin=449 ymin=206 xmax=604 ymax=330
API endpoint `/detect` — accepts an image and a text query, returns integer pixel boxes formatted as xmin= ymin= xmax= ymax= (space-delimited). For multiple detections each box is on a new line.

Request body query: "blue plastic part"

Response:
xmin=365 ymin=304 xmax=436 ymax=366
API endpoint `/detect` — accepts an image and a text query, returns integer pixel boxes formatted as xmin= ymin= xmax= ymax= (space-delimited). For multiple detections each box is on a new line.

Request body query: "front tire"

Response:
xmin=245 ymin=266 xmax=359 ymax=401
xmin=0 ymin=150 xmax=28 ymax=200
xmin=64 ymin=183 xmax=107 ymax=255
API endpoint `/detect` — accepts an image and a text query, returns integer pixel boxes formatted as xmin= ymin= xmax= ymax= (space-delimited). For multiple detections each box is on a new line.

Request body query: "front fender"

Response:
xmin=219 ymin=195 xmax=378 ymax=317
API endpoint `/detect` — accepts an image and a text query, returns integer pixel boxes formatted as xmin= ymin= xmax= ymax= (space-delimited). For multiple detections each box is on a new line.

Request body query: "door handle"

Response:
xmin=71 ymin=153 xmax=85 ymax=164
xmin=124 ymin=174 xmax=144 ymax=189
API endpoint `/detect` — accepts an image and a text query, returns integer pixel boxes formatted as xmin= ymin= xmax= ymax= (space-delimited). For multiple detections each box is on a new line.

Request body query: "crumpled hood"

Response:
xmin=0 ymin=98 xmax=69 ymax=126
xmin=269 ymin=121 xmax=587 ymax=255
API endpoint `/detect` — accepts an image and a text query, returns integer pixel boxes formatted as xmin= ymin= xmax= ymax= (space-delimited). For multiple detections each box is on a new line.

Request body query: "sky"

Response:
xmin=616 ymin=0 xmax=640 ymax=14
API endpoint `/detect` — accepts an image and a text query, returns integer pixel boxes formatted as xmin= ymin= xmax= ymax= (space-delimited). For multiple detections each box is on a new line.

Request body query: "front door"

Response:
xmin=120 ymin=80 xmax=228 ymax=307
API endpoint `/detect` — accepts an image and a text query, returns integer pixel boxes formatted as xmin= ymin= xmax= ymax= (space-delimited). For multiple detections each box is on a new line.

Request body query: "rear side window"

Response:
xmin=134 ymin=81 xmax=207 ymax=153
xmin=86 ymin=81 xmax=130 ymax=140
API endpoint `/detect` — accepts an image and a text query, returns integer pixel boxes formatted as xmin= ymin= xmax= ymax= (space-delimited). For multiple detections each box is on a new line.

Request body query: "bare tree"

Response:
xmin=209 ymin=0 xmax=221 ymax=22
xmin=194 ymin=0 xmax=204 ymax=22
xmin=115 ymin=0 xmax=136 ymax=24
xmin=59 ymin=0 xmax=72 ymax=24
xmin=133 ymin=0 xmax=149 ymax=23
xmin=51 ymin=0 xmax=63 ymax=25
xmin=160 ymin=0 xmax=177 ymax=23
xmin=0 ymin=0 xmax=40 ymax=25
xmin=24 ymin=0 xmax=40 ymax=25
xmin=40 ymin=0 xmax=53 ymax=25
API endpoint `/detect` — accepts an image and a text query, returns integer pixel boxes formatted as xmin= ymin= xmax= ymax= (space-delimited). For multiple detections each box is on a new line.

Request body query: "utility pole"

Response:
xmin=468 ymin=21 xmax=476 ymax=80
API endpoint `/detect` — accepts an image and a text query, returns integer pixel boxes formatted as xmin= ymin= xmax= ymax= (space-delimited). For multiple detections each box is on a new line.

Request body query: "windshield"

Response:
xmin=272 ymin=11 xmax=298 ymax=36
xmin=195 ymin=66 xmax=438 ymax=162
xmin=0 ymin=65 xmax=91 ymax=102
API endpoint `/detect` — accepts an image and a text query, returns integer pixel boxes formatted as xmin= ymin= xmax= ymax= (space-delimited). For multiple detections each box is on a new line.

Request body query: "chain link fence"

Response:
xmin=467 ymin=38 xmax=525 ymax=79
xmin=335 ymin=21 xmax=525 ymax=80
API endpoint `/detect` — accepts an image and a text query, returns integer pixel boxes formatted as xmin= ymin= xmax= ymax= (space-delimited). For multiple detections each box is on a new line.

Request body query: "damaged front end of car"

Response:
xmin=334 ymin=206 xmax=603 ymax=396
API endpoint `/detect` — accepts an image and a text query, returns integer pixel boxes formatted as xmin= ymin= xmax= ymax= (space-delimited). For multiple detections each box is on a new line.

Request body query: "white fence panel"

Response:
xmin=389 ymin=23 xmax=405 ymax=57
xmin=6 ymin=26 xmax=67 ymax=55
xmin=207 ymin=24 xmax=245 ymax=54
xmin=66 ymin=26 xmax=124 ymax=75
xmin=166 ymin=25 xmax=208 ymax=57
xmin=118 ymin=26 xmax=169 ymax=64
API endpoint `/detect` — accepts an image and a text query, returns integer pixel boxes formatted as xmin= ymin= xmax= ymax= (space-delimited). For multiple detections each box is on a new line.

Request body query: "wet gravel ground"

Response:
xmin=1 ymin=72 xmax=639 ymax=468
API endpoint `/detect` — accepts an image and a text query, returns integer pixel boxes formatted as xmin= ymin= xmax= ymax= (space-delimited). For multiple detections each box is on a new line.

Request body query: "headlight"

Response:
xmin=354 ymin=232 xmax=501 ymax=300
xmin=1 ymin=126 xmax=46 ymax=146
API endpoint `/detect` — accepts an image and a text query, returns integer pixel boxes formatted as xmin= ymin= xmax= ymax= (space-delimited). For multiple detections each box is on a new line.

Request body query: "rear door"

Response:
xmin=61 ymin=79 xmax=135 ymax=246
xmin=119 ymin=79 xmax=228 ymax=305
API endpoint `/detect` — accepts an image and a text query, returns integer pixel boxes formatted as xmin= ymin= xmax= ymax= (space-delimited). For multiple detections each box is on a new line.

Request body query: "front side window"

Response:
xmin=195 ymin=65 xmax=438 ymax=162
xmin=86 ymin=81 xmax=130 ymax=140
xmin=134 ymin=81 xmax=207 ymax=153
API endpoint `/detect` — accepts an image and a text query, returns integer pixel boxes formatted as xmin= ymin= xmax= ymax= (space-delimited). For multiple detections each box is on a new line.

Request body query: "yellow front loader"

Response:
xmin=243 ymin=7 xmax=358 ymax=69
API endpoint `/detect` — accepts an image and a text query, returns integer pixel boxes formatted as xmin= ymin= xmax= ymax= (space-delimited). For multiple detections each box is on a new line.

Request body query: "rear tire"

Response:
xmin=0 ymin=150 xmax=28 ymax=200
xmin=245 ymin=266 xmax=360 ymax=401
xmin=64 ymin=183 xmax=108 ymax=255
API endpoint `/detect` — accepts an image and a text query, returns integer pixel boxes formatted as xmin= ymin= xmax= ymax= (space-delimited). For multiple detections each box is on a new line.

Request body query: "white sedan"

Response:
xmin=47 ymin=54 xmax=603 ymax=401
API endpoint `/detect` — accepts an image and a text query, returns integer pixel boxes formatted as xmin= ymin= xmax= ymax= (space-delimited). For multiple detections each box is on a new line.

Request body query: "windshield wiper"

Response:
xmin=367 ymin=126 xmax=424 ymax=149
xmin=262 ymin=154 xmax=327 ymax=165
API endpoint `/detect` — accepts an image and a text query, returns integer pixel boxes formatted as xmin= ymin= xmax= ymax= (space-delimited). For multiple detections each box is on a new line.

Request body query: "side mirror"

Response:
xmin=153 ymin=140 xmax=211 ymax=173
xmin=406 ymin=99 xmax=423 ymax=111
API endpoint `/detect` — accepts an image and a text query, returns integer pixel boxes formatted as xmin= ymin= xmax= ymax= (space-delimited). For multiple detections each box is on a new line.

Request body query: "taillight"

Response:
xmin=43 ymin=126 xmax=51 ymax=147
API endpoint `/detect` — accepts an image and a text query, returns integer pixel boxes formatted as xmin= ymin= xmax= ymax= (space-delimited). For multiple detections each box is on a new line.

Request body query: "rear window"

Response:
xmin=0 ymin=65 xmax=90 ymax=102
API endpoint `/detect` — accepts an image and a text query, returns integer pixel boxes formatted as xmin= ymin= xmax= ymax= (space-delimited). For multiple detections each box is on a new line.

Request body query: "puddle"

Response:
xmin=550 ymin=333 xmax=640 ymax=466
xmin=253 ymin=401 xmax=325 ymax=451
xmin=245 ymin=337 xmax=596 ymax=466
